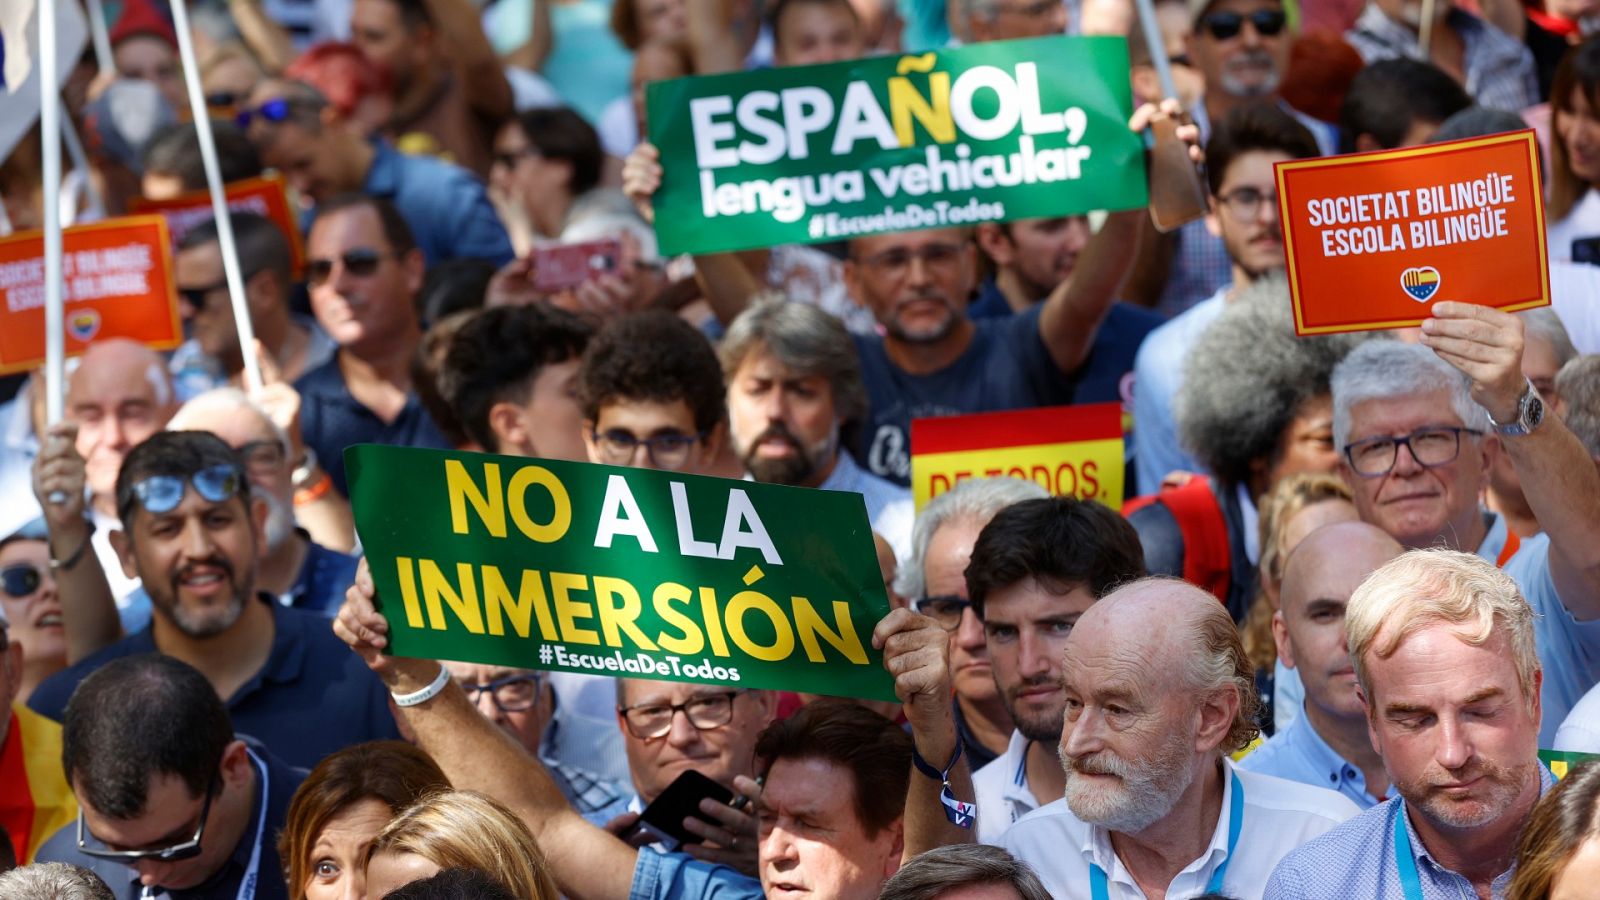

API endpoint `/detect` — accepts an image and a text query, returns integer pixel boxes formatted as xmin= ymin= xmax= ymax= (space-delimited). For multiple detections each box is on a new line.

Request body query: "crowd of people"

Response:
xmin=5 ymin=0 xmax=1600 ymax=895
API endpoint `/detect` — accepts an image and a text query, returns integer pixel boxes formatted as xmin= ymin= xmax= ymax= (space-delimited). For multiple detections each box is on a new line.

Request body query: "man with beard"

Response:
xmin=27 ymin=431 xmax=399 ymax=769
xmin=964 ymin=497 xmax=1147 ymax=843
xmin=720 ymin=299 xmax=913 ymax=562
xmin=1000 ymin=578 xmax=1358 ymax=899
xmin=1265 ymin=550 xmax=1553 ymax=898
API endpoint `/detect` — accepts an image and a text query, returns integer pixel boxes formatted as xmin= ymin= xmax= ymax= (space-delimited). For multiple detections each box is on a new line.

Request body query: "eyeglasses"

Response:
xmin=1201 ymin=8 xmax=1287 ymax=39
xmin=1344 ymin=427 xmax=1482 ymax=477
xmin=235 ymin=440 xmax=288 ymax=477
xmin=491 ymin=147 xmax=536 ymax=170
xmin=178 ymin=280 xmax=229 ymax=312
xmin=913 ymin=595 xmax=972 ymax=632
xmin=857 ymin=242 xmax=966 ymax=280
xmin=234 ymin=97 xmax=291 ymax=129
xmin=77 ymin=774 xmax=218 ymax=863
xmin=306 ymin=248 xmax=397 ymax=287
xmin=1215 ymin=186 xmax=1278 ymax=222
xmin=130 ymin=464 xmax=244 ymax=516
xmin=1 ymin=563 xmax=42 ymax=599
xmin=619 ymin=691 xmax=744 ymax=740
xmin=592 ymin=430 xmax=704 ymax=470
xmin=460 ymin=673 xmax=543 ymax=712
xmin=205 ymin=91 xmax=240 ymax=110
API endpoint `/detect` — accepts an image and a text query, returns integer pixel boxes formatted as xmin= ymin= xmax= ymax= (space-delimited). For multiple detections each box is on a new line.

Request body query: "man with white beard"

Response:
xmin=999 ymin=578 xmax=1358 ymax=900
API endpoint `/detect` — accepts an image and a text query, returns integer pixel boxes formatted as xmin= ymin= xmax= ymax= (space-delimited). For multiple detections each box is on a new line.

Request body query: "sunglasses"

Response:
xmin=130 ymin=464 xmax=243 ymax=516
xmin=1202 ymin=8 xmax=1287 ymax=39
xmin=1 ymin=563 xmax=41 ymax=599
xmin=306 ymin=248 xmax=396 ymax=286
xmin=178 ymin=280 xmax=228 ymax=311
xmin=234 ymin=97 xmax=291 ymax=129
xmin=77 ymin=775 xmax=218 ymax=863
xmin=205 ymin=91 xmax=240 ymax=109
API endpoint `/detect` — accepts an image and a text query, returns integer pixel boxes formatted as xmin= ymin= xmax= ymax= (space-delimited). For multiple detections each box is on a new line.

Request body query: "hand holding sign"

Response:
xmin=1420 ymin=301 xmax=1528 ymax=422
xmin=334 ymin=557 xmax=444 ymax=696
xmin=623 ymin=143 xmax=662 ymax=226
xmin=873 ymin=608 xmax=953 ymax=729
xmin=32 ymin=422 xmax=87 ymax=524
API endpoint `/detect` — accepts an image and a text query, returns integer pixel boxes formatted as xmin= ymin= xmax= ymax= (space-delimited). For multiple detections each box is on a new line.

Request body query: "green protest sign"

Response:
xmin=645 ymin=35 xmax=1147 ymax=255
xmin=346 ymin=445 xmax=898 ymax=701
xmin=1540 ymin=749 xmax=1600 ymax=779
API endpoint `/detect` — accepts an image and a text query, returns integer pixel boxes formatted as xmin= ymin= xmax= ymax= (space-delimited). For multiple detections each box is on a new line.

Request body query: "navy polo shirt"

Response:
xmin=285 ymin=533 xmax=360 ymax=615
xmin=294 ymin=355 xmax=452 ymax=496
xmin=360 ymin=141 xmax=514 ymax=267
xmin=30 ymin=597 xmax=402 ymax=770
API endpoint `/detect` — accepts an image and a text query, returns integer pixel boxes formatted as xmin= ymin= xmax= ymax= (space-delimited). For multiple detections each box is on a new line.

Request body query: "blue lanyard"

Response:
xmin=1392 ymin=807 xmax=1426 ymax=900
xmin=141 ymin=749 xmax=269 ymax=900
xmin=1088 ymin=769 xmax=1244 ymax=900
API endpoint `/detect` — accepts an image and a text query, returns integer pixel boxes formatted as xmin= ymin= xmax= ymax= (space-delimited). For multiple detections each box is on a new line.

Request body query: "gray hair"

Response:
xmin=880 ymin=844 xmax=1052 ymax=900
xmin=168 ymin=387 xmax=291 ymax=456
xmin=1176 ymin=272 xmax=1375 ymax=485
xmin=1556 ymin=355 xmax=1600 ymax=457
xmin=0 ymin=863 xmax=116 ymax=900
xmin=718 ymin=298 xmax=868 ymax=424
xmin=1331 ymin=341 xmax=1490 ymax=450
xmin=895 ymin=477 xmax=1048 ymax=599
xmin=1521 ymin=309 xmax=1578 ymax=370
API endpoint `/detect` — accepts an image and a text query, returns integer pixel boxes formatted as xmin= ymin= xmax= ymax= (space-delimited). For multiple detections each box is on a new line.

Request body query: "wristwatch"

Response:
xmin=1486 ymin=379 xmax=1545 ymax=437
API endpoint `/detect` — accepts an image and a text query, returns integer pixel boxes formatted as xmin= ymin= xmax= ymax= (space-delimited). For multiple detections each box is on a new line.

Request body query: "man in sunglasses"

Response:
xmin=27 ymin=431 xmax=402 ymax=769
xmin=1345 ymin=0 xmax=1537 ymax=113
xmin=1332 ymin=308 xmax=1600 ymax=745
xmin=35 ymin=654 xmax=303 ymax=900
xmin=964 ymin=496 xmax=1147 ymax=844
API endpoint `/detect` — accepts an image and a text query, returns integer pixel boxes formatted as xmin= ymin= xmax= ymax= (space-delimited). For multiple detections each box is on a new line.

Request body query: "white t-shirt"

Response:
xmin=972 ymin=730 xmax=1042 ymax=844
xmin=999 ymin=760 xmax=1359 ymax=900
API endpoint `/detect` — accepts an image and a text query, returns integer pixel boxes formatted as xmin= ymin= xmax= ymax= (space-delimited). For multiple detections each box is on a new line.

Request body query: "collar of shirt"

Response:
xmin=1078 ymin=758 xmax=1239 ymax=895
xmin=1393 ymin=763 xmax=1555 ymax=893
xmin=818 ymin=450 xmax=866 ymax=493
xmin=363 ymin=140 xmax=402 ymax=196
xmin=228 ymin=598 xmax=309 ymax=700
xmin=1279 ymin=707 xmax=1381 ymax=803
xmin=1475 ymin=510 xmax=1516 ymax=563
xmin=134 ymin=745 xmax=268 ymax=900
xmin=1002 ymin=730 xmax=1038 ymax=807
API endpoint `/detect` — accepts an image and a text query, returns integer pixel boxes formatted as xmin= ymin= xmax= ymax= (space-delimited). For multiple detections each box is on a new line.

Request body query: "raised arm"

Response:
xmin=422 ymin=0 xmax=515 ymax=121
xmin=32 ymin=423 xmax=121 ymax=662
xmin=1421 ymin=302 xmax=1600 ymax=615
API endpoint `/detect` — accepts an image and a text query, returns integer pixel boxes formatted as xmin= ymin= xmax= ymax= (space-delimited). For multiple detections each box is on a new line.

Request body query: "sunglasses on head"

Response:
xmin=130 ymin=464 xmax=243 ymax=516
xmin=1202 ymin=8 xmax=1286 ymax=39
xmin=234 ymin=97 xmax=291 ymax=129
xmin=306 ymin=248 xmax=395 ymax=286
xmin=1 ymin=563 xmax=41 ymax=599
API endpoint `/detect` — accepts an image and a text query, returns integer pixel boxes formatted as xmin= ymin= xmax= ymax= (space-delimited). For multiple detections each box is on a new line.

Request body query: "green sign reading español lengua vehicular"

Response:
xmin=346 ymin=445 xmax=898 ymax=702
xmin=645 ymin=35 xmax=1148 ymax=255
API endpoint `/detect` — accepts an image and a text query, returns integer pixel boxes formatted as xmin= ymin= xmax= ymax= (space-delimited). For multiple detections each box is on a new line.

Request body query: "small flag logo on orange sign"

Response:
xmin=68 ymin=311 xmax=101 ymax=342
xmin=1401 ymin=266 xmax=1441 ymax=302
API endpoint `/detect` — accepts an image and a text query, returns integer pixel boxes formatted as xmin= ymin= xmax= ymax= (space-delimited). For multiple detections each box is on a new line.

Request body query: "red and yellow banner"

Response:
xmin=130 ymin=174 xmax=305 ymax=277
xmin=1275 ymin=130 xmax=1549 ymax=335
xmin=0 ymin=216 xmax=182 ymax=374
xmin=910 ymin=403 xmax=1124 ymax=510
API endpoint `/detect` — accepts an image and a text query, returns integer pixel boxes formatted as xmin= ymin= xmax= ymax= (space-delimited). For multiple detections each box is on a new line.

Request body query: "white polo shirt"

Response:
xmin=998 ymin=759 xmax=1359 ymax=900
xmin=973 ymin=730 xmax=1042 ymax=844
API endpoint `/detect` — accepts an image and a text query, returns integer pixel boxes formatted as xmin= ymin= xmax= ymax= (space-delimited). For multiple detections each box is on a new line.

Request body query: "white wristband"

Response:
xmin=391 ymin=665 xmax=450 ymax=707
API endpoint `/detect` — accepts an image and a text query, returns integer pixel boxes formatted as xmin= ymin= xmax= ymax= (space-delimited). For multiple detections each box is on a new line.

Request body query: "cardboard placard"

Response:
xmin=129 ymin=174 xmax=306 ymax=277
xmin=1275 ymin=130 xmax=1549 ymax=335
xmin=910 ymin=403 xmax=1124 ymax=510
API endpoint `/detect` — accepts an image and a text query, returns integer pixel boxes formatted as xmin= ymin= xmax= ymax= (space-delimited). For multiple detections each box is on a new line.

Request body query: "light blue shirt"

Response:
xmin=1131 ymin=289 xmax=1226 ymax=491
xmin=628 ymin=844 xmax=762 ymax=900
xmin=1265 ymin=766 xmax=1555 ymax=899
xmin=817 ymin=450 xmax=914 ymax=564
xmin=1240 ymin=705 xmax=1384 ymax=810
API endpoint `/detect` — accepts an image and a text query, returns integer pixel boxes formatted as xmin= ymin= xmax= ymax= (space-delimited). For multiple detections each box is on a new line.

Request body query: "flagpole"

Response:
xmin=169 ymin=0 xmax=263 ymax=392
xmin=82 ymin=0 xmax=112 ymax=74
xmin=41 ymin=0 xmax=66 ymax=427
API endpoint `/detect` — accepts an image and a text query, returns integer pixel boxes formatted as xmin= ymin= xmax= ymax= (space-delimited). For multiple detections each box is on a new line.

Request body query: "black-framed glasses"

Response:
xmin=1344 ymin=427 xmax=1483 ymax=477
xmin=1201 ymin=8 xmax=1287 ymax=39
xmin=178 ymin=280 xmax=229 ymax=312
xmin=130 ymin=464 xmax=243 ymax=516
xmin=1216 ymin=186 xmax=1278 ymax=221
xmin=306 ymin=248 xmax=397 ymax=287
xmin=460 ymin=673 xmax=543 ymax=712
xmin=592 ymin=430 xmax=704 ymax=470
xmin=913 ymin=595 xmax=972 ymax=632
xmin=619 ymin=691 xmax=744 ymax=739
xmin=234 ymin=97 xmax=291 ymax=129
xmin=77 ymin=775 xmax=218 ymax=863
xmin=235 ymin=440 xmax=288 ymax=477
xmin=858 ymin=242 xmax=966 ymax=279
xmin=1 ymin=563 xmax=42 ymax=599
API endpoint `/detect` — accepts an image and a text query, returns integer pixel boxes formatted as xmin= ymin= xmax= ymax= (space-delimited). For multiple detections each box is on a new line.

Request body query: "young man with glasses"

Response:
xmin=1332 ymin=314 xmax=1600 ymax=744
xmin=294 ymin=193 xmax=453 ymax=497
xmin=35 ymin=654 xmax=305 ymax=900
xmin=27 ymin=431 xmax=401 ymax=769
xmin=962 ymin=496 xmax=1146 ymax=843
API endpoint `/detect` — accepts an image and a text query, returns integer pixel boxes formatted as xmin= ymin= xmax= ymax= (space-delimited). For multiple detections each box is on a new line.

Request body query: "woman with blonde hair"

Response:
xmin=1509 ymin=761 xmax=1600 ymax=900
xmin=365 ymin=790 xmax=559 ymax=900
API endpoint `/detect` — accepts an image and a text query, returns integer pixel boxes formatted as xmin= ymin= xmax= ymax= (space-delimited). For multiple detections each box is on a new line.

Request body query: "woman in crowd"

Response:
xmin=1548 ymin=36 xmax=1600 ymax=262
xmin=278 ymin=741 xmax=451 ymax=900
xmin=1509 ymin=760 xmax=1600 ymax=900
xmin=364 ymin=790 xmax=559 ymax=900
xmin=0 ymin=519 xmax=65 ymax=705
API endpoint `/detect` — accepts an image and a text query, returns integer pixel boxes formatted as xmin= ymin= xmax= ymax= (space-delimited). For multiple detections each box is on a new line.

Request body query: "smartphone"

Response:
xmin=1571 ymin=237 xmax=1600 ymax=267
xmin=531 ymin=239 xmax=622 ymax=292
xmin=630 ymin=769 xmax=735 ymax=850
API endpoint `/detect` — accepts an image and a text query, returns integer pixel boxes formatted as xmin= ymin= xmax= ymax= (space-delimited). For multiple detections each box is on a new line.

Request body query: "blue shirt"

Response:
xmin=628 ymin=845 xmax=763 ymax=900
xmin=1264 ymin=766 xmax=1555 ymax=899
xmin=35 ymin=739 xmax=305 ymax=900
xmin=29 ymin=598 xmax=402 ymax=769
xmin=358 ymin=141 xmax=514 ymax=267
xmin=294 ymin=355 xmax=453 ymax=496
xmin=1132 ymin=288 xmax=1227 ymax=491
xmin=1240 ymin=705 xmax=1384 ymax=810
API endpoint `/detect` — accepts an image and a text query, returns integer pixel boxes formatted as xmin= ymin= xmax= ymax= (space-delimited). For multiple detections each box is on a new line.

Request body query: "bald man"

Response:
xmin=1241 ymin=522 xmax=1403 ymax=809
xmin=1000 ymin=578 xmax=1358 ymax=900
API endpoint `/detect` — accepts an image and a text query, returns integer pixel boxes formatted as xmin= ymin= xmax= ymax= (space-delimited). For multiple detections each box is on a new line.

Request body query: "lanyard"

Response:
xmin=1088 ymin=769 xmax=1244 ymax=900
xmin=140 ymin=749 xmax=270 ymax=900
xmin=1392 ymin=808 xmax=1426 ymax=900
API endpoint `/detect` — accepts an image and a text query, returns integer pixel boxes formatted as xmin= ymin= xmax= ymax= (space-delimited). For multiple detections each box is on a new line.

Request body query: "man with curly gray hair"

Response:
xmin=999 ymin=577 xmax=1358 ymax=898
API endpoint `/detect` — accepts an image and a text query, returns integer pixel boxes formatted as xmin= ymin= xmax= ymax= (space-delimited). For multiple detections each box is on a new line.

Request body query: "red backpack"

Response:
xmin=1122 ymin=476 xmax=1233 ymax=604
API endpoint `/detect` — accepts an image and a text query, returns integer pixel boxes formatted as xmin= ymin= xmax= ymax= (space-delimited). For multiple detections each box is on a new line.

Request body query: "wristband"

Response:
xmin=50 ymin=520 xmax=96 ymax=571
xmin=293 ymin=471 xmax=334 ymax=507
xmin=391 ymin=665 xmax=451 ymax=707
xmin=912 ymin=741 xmax=976 ymax=829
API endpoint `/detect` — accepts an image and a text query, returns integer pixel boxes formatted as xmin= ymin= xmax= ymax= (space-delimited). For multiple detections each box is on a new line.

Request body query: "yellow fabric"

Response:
xmin=12 ymin=703 xmax=76 ymax=864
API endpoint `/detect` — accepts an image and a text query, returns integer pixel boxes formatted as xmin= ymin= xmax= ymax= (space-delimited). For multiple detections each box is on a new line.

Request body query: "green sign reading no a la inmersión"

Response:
xmin=346 ymin=445 xmax=898 ymax=702
xmin=646 ymin=35 xmax=1147 ymax=255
